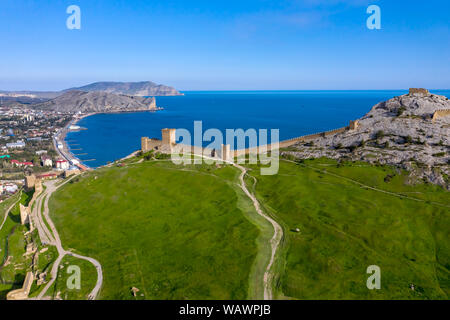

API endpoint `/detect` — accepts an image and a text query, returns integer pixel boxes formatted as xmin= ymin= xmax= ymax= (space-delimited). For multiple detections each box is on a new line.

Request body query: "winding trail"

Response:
xmin=34 ymin=177 xmax=103 ymax=300
xmin=234 ymin=163 xmax=283 ymax=300
xmin=198 ymin=155 xmax=283 ymax=300
xmin=37 ymin=155 xmax=280 ymax=300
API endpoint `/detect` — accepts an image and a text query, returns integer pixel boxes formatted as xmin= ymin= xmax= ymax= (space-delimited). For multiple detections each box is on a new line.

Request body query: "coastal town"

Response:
xmin=0 ymin=103 xmax=88 ymax=202
xmin=0 ymin=81 xmax=175 ymax=204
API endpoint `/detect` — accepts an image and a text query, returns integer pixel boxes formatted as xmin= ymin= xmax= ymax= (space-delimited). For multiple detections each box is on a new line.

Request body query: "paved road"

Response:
xmin=34 ymin=178 xmax=103 ymax=300
xmin=31 ymin=190 xmax=55 ymax=245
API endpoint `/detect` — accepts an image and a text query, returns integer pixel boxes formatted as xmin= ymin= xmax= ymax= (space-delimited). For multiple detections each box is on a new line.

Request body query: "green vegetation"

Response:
xmin=433 ymin=152 xmax=446 ymax=158
xmin=46 ymin=255 xmax=98 ymax=300
xmin=375 ymin=130 xmax=385 ymax=139
xmin=42 ymin=154 xmax=450 ymax=300
xmin=245 ymin=158 xmax=450 ymax=299
xmin=50 ymin=160 xmax=260 ymax=300
xmin=0 ymin=190 xmax=34 ymax=299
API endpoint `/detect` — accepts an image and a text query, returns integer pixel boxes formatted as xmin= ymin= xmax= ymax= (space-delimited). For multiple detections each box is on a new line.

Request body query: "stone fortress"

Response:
xmin=6 ymin=180 xmax=43 ymax=300
xmin=408 ymin=88 xmax=450 ymax=122
xmin=141 ymin=128 xmax=177 ymax=154
xmin=141 ymin=89 xmax=448 ymax=161
xmin=141 ymin=120 xmax=362 ymax=162
xmin=432 ymin=109 xmax=450 ymax=122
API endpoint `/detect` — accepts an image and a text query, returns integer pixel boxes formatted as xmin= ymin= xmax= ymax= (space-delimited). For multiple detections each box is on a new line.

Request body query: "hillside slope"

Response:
xmin=32 ymin=90 xmax=158 ymax=113
xmin=49 ymin=160 xmax=259 ymax=299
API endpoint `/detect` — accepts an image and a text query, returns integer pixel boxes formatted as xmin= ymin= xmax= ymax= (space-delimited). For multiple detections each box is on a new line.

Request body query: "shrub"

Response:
xmin=405 ymin=135 xmax=413 ymax=144
xmin=397 ymin=106 xmax=406 ymax=116
xmin=433 ymin=152 xmax=446 ymax=157
xmin=375 ymin=130 xmax=385 ymax=139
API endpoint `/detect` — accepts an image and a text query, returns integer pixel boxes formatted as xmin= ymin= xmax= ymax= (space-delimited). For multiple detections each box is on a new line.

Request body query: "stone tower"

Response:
xmin=25 ymin=174 xmax=36 ymax=190
xmin=221 ymin=144 xmax=231 ymax=162
xmin=409 ymin=88 xmax=430 ymax=97
xmin=349 ymin=120 xmax=360 ymax=131
xmin=162 ymin=128 xmax=176 ymax=146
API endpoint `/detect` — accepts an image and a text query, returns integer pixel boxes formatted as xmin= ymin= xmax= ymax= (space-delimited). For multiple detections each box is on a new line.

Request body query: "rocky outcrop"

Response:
xmin=32 ymin=90 xmax=158 ymax=114
xmin=65 ymin=81 xmax=183 ymax=96
xmin=286 ymin=89 xmax=450 ymax=188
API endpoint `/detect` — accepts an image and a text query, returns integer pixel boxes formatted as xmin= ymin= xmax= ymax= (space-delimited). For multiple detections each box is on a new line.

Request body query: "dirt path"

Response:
xmin=195 ymin=155 xmax=283 ymax=300
xmin=234 ymin=163 xmax=283 ymax=300
xmin=35 ymin=178 xmax=103 ymax=300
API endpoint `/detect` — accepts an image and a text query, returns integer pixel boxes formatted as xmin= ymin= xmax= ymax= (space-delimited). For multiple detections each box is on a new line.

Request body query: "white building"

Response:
xmin=4 ymin=183 xmax=18 ymax=194
xmin=41 ymin=155 xmax=53 ymax=167
xmin=6 ymin=140 xmax=25 ymax=149
xmin=56 ymin=159 xmax=69 ymax=170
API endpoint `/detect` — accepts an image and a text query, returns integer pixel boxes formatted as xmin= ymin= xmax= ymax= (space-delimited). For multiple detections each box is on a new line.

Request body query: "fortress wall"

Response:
xmin=433 ymin=109 xmax=450 ymax=122
xmin=143 ymin=125 xmax=349 ymax=159
xmin=409 ymin=88 xmax=430 ymax=96
xmin=6 ymin=272 xmax=34 ymax=300
xmin=141 ymin=137 xmax=163 ymax=153
xmin=231 ymin=126 xmax=347 ymax=157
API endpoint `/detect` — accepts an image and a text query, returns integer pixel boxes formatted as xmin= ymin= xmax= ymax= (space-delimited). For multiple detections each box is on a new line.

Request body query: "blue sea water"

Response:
xmin=65 ymin=90 xmax=450 ymax=168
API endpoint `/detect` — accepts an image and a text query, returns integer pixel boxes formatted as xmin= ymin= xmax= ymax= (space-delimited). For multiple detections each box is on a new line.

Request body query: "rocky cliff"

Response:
xmin=286 ymin=89 xmax=450 ymax=188
xmin=32 ymin=90 xmax=158 ymax=113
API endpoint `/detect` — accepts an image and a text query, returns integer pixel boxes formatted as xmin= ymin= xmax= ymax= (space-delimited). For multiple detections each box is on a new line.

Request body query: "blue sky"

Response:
xmin=0 ymin=0 xmax=449 ymax=91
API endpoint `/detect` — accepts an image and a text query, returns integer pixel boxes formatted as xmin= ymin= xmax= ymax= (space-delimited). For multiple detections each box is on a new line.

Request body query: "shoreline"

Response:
xmin=61 ymin=109 xmax=163 ymax=170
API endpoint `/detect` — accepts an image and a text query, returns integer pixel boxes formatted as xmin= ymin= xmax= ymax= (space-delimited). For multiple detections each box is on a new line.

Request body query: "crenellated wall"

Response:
xmin=432 ymin=109 xmax=450 ymax=122
xmin=6 ymin=272 xmax=34 ymax=300
xmin=141 ymin=120 xmax=357 ymax=160
xmin=409 ymin=88 xmax=430 ymax=96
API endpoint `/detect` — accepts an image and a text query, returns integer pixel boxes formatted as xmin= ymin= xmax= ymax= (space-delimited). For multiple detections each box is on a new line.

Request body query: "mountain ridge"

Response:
xmin=64 ymin=81 xmax=183 ymax=96
xmin=32 ymin=90 xmax=158 ymax=113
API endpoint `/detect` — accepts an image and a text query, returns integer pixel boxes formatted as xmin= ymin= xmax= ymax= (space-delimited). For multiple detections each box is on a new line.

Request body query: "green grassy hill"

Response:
xmin=49 ymin=160 xmax=260 ymax=300
xmin=47 ymin=155 xmax=450 ymax=300
xmin=246 ymin=158 xmax=450 ymax=300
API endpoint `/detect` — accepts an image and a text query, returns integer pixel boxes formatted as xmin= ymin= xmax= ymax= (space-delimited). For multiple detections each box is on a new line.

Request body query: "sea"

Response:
xmin=65 ymin=90 xmax=450 ymax=168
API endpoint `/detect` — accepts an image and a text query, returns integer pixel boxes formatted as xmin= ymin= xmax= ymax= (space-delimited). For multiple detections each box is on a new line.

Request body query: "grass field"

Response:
xmin=46 ymin=255 xmax=98 ymax=300
xmin=49 ymin=160 xmax=261 ymax=300
xmin=0 ymin=190 xmax=34 ymax=299
xmin=245 ymin=158 xmax=450 ymax=300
